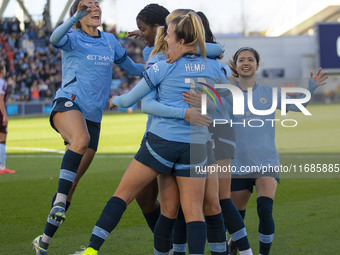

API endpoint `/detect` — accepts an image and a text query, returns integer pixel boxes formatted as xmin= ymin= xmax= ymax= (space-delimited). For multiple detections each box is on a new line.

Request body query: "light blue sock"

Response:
xmin=0 ymin=143 xmax=6 ymax=166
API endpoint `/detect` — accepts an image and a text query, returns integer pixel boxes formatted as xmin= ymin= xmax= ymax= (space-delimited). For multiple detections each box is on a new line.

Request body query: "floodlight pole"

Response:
xmin=16 ymin=0 xmax=35 ymax=24
xmin=0 ymin=0 xmax=10 ymax=19
xmin=55 ymin=0 xmax=73 ymax=26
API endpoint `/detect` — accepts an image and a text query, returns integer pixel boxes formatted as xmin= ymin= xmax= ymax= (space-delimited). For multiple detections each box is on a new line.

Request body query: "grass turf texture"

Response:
xmin=1 ymin=104 xmax=339 ymax=254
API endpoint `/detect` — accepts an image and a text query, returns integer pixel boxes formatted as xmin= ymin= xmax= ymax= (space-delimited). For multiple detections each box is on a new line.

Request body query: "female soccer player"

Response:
xmin=128 ymin=5 xmax=222 ymax=234
xmin=81 ymin=11 xmax=228 ymax=255
xmin=32 ymin=1 xmax=145 ymax=254
xmin=226 ymin=47 xmax=328 ymax=255
xmin=137 ymin=9 xmax=235 ymax=255
xmin=142 ymin=10 xmax=229 ymax=255
xmin=178 ymin=12 xmax=253 ymax=255
xmin=126 ymin=3 xmax=170 ymax=234
xmin=0 ymin=63 xmax=15 ymax=175
xmin=145 ymin=10 xmax=252 ymax=255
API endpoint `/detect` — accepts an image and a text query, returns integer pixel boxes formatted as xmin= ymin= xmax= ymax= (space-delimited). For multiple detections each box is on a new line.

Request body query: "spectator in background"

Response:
xmin=0 ymin=16 xmax=145 ymax=103
xmin=30 ymin=80 xmax=40 ymax=101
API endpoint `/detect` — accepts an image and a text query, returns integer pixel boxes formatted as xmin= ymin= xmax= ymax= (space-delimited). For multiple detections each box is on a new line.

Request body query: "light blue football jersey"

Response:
xmin=226 ymin=79 xmax=319 ymax=174
xmin=143 ymin=46 xmax=153 ymax=64
xmin=226 ymin=84 xmax=280 ymax=173
xmin=145 ymin=55 xmax=227 ymax=144
xmin=142 ymin=52 xmax=167 ymax=133
xmin=54 ymin=28 xmax=127 ymax=122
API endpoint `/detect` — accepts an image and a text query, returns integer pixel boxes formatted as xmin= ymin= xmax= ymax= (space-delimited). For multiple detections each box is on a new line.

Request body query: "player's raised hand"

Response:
xmin=109 ymin=95 xmax=116 ymax=110
xmin=167 ymin=45 xmax=196 ymax=63
xmin=182 ymin=89 xmax=210 ymax=109
xmin=76 ymin=1 xmax=96 ymax=18
xmin=310 ymin=67 xmax=328 ymax=86
xmin=127 ymin=30 xmax=143 ymax=39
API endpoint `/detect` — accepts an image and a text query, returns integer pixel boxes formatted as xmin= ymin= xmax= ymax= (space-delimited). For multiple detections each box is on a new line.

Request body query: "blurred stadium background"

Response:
xmin=0 ymin=0 xmax=340 ymax=116
xmin=0 ymin=1 xmax=339 ymax=254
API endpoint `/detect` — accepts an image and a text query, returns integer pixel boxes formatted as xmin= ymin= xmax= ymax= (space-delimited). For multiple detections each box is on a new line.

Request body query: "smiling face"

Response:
xmin=136 ymin=19 xmax=158 ymax=47
xmin=79 ymin=0 xmax=102 ymax=29
xmin=235 ymin=50 xmax=259 ymax=78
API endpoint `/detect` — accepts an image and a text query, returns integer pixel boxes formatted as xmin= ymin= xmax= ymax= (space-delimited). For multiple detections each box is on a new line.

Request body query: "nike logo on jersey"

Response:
xmin=152 ymin=64 xmax=159 ymax=72
xmin=85 ymin=43 xmax=92 ymax=47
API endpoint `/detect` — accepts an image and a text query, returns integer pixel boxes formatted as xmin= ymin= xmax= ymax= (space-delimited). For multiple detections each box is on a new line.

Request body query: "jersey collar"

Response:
xmin=78 ymin=29 xmax=101 ymax=38
xmin=235 ymin=82 xmax=259 ymax=93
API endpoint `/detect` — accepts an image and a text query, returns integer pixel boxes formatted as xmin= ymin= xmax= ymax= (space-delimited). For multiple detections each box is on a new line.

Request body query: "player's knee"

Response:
xmin=182 ymin=205 xmax=204 ymax=222
xmin=136 ymin=196 xmax=159 ymax=213
xmin=219 ymin=189 xmax=231 ymax=200
xmin=204 ymin=193 xmax=221 ymax=215
xmin=257 ymin=196 xmax=273 ymax=219
xmin=70 ymin=134 xmax=90 ymax=153
xmin=161 ymin=205 xmax=178 ymax=219
xmin=204 ymin=200 xmax=221 ymax=216
xmin=161 ymin=201 xmax=179 ymax=219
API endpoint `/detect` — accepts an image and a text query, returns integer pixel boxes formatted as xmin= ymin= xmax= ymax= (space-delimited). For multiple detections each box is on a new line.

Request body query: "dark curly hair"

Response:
xmin=136 ymin=4 xmax=169 ymax=27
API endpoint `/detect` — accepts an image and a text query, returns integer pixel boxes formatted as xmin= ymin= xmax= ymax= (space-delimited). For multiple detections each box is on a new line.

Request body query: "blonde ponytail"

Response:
xmin=170 ymin=11 xmax=206 ymax=58
xmin=148 ymin=26 xmax=168 ymax=61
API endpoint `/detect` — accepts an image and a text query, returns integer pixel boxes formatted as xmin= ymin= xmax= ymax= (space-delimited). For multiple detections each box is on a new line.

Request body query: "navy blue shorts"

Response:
xmin=231 ymin=170 xmax=280 ymax=193
xmin=50 ymin=97 xmax=101 ymax=151
xmin=135 ymin=132 xmax=208 ymax=177
xmin=209 ymin=123 xmax=236 ymax=160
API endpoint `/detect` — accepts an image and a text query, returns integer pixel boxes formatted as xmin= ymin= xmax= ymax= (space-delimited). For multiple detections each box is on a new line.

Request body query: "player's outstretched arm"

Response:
xmin=167 ymin=43 xmax=224 ymax=63
xmin=141 ymin=90 xmax=186 ymax=119
xmin=141 ymin=90 xmax=211 ymax=126
xmin=286 ymin=67 xmax=328 ymax=112
xmin=110 ymin=78 xmax=152 ymax=108
xmin=117 ymin=57 xmax=145 ymax=77
xmin=50 ymin=3 xmax=90 ymax=45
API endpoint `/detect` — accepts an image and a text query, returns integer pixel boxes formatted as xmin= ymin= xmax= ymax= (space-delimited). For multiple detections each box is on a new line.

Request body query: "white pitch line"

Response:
xmin=7 ymin=147 xmax=134 ymax=158
xmin=8 ymin=147 xmax=65 ymax=154
xmin=7 ymin=147 xmax=339 ymax=159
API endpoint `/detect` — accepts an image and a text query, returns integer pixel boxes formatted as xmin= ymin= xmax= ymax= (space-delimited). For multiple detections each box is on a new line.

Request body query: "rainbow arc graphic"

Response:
xmin=198 ymin=82 xmax=223 ymax=106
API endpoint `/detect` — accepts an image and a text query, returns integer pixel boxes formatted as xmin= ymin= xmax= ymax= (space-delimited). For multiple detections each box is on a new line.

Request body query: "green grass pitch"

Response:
xmin=1 ymin=104 xmax=339 ymax=254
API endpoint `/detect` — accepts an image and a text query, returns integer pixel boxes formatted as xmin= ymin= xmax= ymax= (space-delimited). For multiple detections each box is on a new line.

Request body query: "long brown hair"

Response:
xmin=69 ymin=0 xmax=82 ymax=29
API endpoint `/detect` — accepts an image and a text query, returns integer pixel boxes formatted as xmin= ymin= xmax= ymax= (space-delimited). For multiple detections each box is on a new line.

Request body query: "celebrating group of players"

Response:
xmin=32 ymin=1 xmax=328 ymax=255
